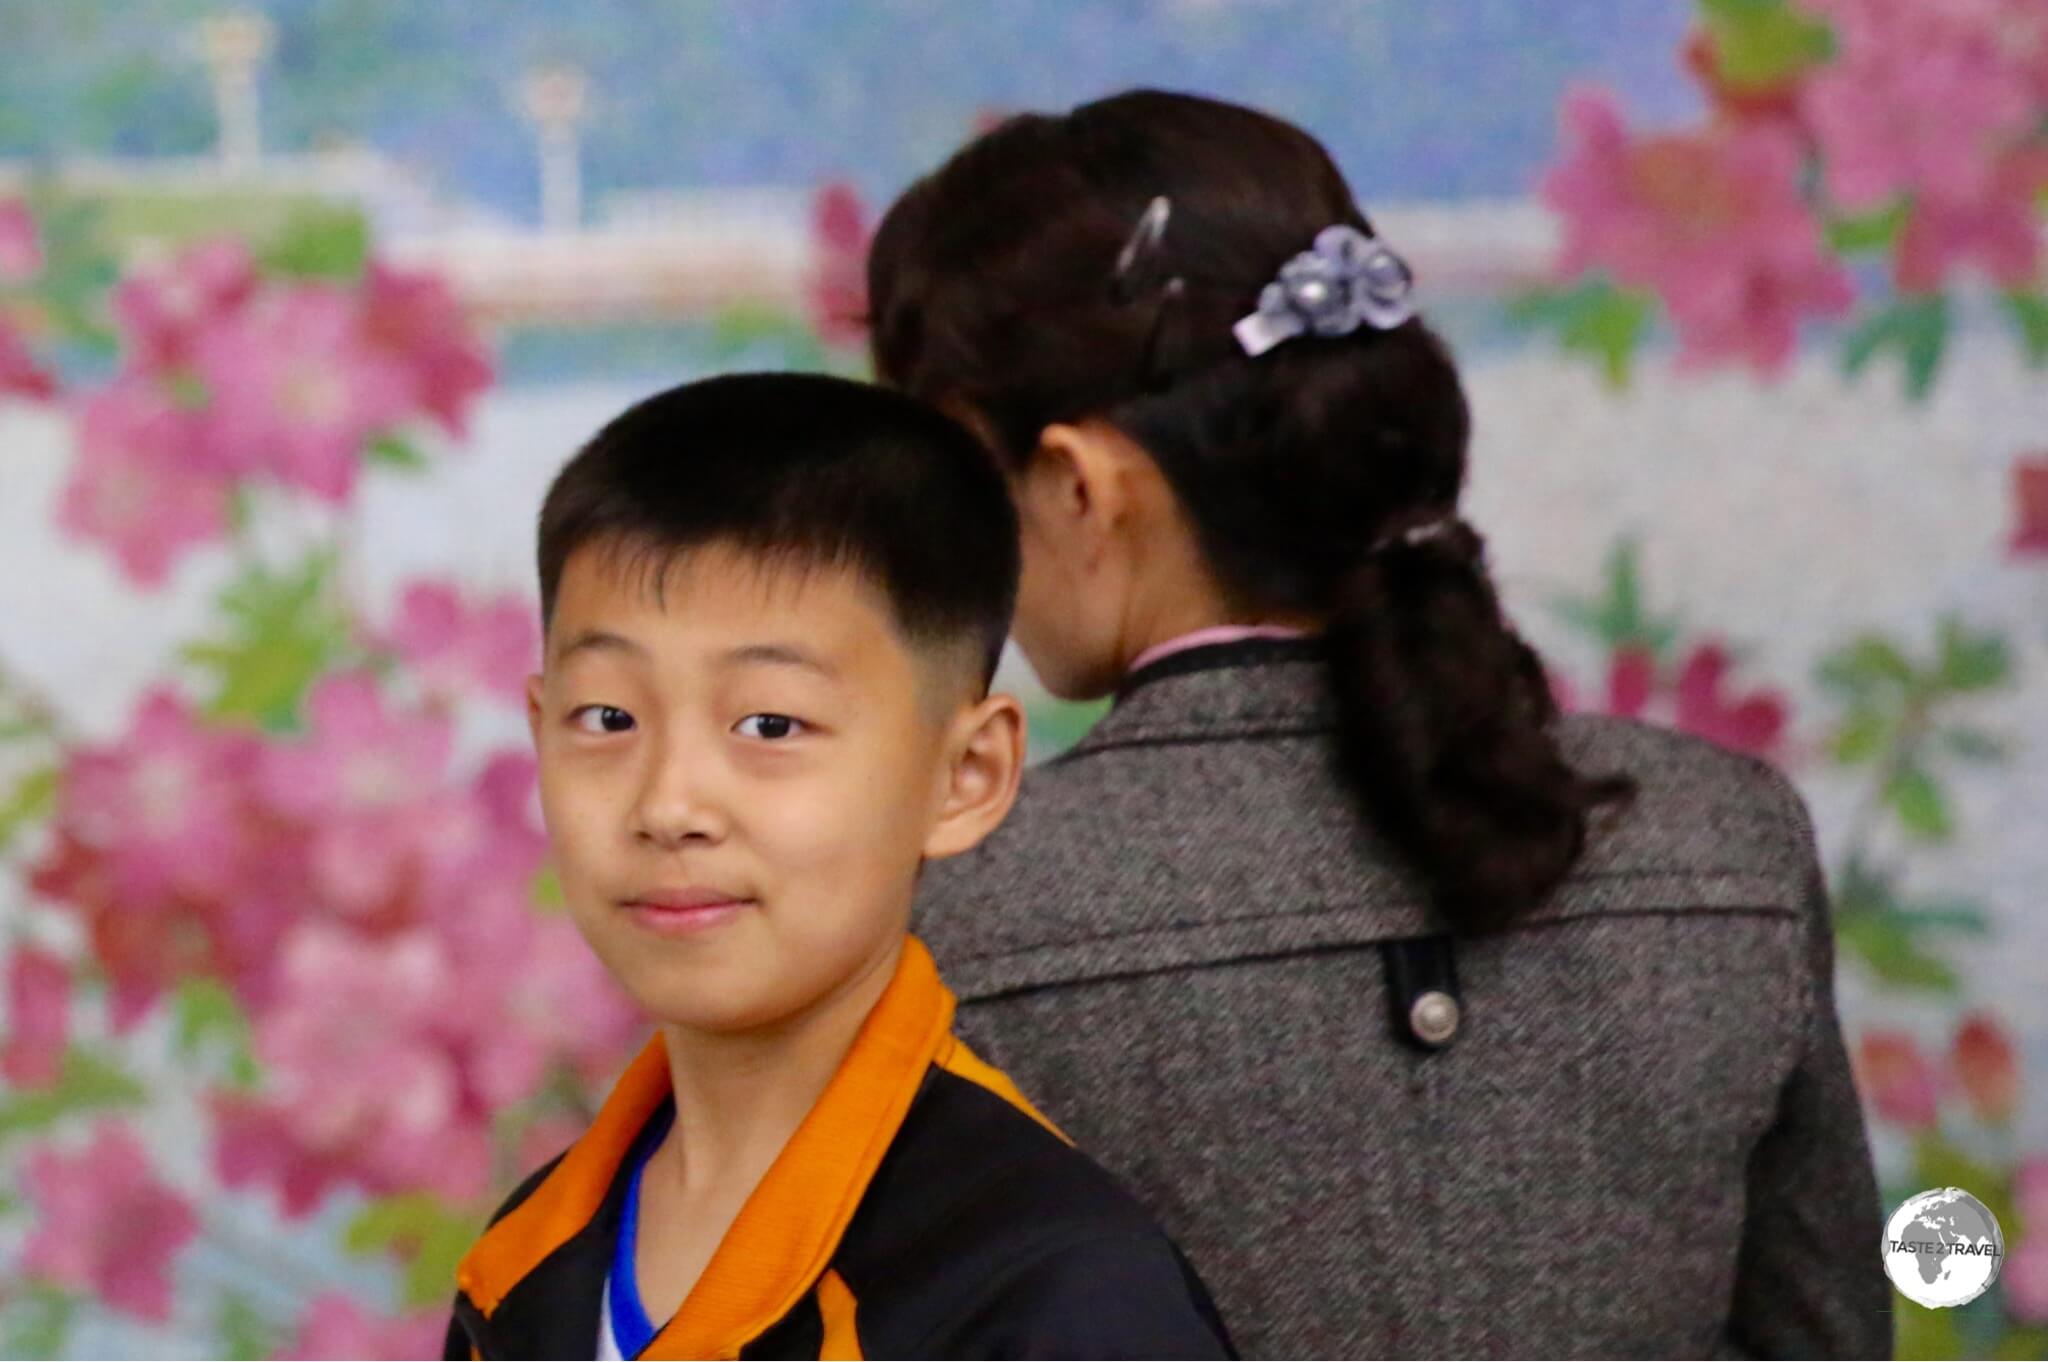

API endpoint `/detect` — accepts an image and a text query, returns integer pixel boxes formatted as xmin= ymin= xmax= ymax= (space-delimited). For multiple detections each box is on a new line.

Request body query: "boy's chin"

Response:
xmin=624 ymin=951 xmax=893 ymax=1039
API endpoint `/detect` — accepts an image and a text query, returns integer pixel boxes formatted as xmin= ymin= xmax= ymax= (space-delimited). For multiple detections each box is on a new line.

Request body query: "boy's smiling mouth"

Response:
xmin=621 ymin=885 xmax=757 ymax=937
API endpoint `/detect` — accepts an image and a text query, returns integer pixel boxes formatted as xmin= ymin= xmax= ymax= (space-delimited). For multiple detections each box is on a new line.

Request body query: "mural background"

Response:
xmin=1 ymin=2 xmax=2044 ymax=1356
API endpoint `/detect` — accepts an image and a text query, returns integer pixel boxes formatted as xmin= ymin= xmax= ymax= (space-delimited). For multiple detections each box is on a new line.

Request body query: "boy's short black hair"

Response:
xmin=538 ymin=372 xmax=1020 ymax=696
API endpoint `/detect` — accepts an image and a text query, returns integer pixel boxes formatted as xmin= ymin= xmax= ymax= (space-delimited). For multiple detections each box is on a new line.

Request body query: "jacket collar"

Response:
xmin=1063 ymin=635 xmax=1337 ymax=761
xmin=457 ymin=936 xmax=957 ymax=1360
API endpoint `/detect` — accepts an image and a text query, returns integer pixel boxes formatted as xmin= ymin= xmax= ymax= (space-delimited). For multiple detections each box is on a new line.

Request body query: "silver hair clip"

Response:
xmin=1233 ymin=224 xmax=1417 ymax=357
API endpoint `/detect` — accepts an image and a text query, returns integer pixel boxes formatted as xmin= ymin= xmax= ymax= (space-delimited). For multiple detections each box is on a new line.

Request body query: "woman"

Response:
xmin=881 ymin=90 xmax=1889 ymax=1358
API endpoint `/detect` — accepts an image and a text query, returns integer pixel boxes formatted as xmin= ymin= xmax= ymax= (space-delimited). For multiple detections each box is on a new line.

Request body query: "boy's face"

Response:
xmin=528 ymin=539 xmax=1022 ymax=1035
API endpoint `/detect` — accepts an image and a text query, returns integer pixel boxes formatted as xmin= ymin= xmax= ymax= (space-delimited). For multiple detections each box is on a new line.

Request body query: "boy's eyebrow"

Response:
xmin=718 ymin=641 xmax=841 ymax=680
xmin=554 ymin=629 xmax=648 ymax=664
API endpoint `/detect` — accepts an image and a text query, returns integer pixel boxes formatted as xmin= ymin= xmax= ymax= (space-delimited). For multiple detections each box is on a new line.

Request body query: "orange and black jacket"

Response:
xmin=442 ymin=937 xmax=1236 ymax=1360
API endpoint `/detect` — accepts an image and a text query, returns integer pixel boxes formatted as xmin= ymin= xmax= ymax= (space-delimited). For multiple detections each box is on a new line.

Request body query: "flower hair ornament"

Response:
xmin=1232 ymin=222 xmax=1418 ymax=357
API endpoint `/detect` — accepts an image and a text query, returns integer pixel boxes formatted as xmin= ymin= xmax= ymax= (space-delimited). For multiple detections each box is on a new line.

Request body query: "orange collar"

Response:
xmin=456 ymin=935 xmax=957 ymax=1360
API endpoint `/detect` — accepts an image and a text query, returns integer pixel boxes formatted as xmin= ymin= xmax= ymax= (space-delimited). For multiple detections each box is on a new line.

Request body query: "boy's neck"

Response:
xmin=650 ymin=932 xmax=908 ymax=1201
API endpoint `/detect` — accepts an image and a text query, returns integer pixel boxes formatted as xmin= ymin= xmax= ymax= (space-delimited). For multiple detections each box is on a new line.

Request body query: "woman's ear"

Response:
xmin=1030 ymin=420 xmax=1143 ymax=545
xmin=922 ymin=691 xmax=1028 ymax=861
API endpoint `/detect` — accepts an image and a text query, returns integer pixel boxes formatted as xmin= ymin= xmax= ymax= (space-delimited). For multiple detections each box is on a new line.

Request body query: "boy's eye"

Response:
xmin=570 ymin=705 xmax=635 ymax=734
xmin=734 ymin=713 xmax=804 ymax=741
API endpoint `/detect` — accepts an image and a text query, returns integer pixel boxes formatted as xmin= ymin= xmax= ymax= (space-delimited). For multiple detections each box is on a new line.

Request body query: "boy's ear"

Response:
xmin=525 ymin=672 xmax=545 ymax=748
xmin=922 ymin=691 xmax=1027 ymax=861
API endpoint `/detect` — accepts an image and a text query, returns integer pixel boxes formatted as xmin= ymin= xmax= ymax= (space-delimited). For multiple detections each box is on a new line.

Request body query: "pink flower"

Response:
xmin=357 ymin=260 xmax=493 ymax=439
xmin=59 ymin=685 xmax=259 ymax=904
xmin=258 ymin=672 xmax=454 ymax=918
xmin=234 ymin=924 xmax=487 ymax=1207
xmin=283 ymin=1292 xmax=446 ymax=1361
xmin=1798 ymin=0 xmax=2043 ymax=209
xmin=209 ymin=1097 xmax=360 ymax=1219
xmin=1670 ymin=644 xmax=1787 ymax=759
xmin=192 ymin=282 xmax=410 ymax=500
xmin=1605 ymin=644 xmax=1658 ymax=716
xmin=20 ymin=1121 xmax=199 ymax=1322
xmin=2012 ymin=455 xmax=2048 ymax=558
xmin=382 ymin=579 xmax=539 ymax=708
xmin=0 ymin=197 xmax=41 ymax=282
xmin=1853 ymin=1029 xmax=1942 ymax=1130
xmin=444 ymin=906 xmax=641 ymax=1106
xmin=32 ymin=691 xmax=302 ymax=1026
xmin=1540 ymin=88 xmax=1855 ymax=376
xmin=1798 ymin=0 xmax=2048 ymax=291
xmin=807 ymin=181 xmax=871 ymax=348
xmin=56 ymin=377 xmax=232 ymax=586
xmin=1950 ymin=1012 xmax=2017 ymax=1125
xmin=110 ymin=238 xmax=258 ymax=374
xmin=414 ymin=750 xmax=549 ymax=916
xmin=29 ymin=830 xmax=162 ymax=1028
xmin=1893 ymin=141 xmax=2048 ymax=292
xmin=1 ymin=947 xmax=70 ymax=1086
xmin=1593 ymin=641 xmax=1787 ymax=759
xmin=0 ymin=314 xmax=55 ymax=403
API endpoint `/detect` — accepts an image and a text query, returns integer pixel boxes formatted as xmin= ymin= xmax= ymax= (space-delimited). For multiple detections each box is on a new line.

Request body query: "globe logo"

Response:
xmin=1881 ymin=1187 xmax=2004 ymax=1308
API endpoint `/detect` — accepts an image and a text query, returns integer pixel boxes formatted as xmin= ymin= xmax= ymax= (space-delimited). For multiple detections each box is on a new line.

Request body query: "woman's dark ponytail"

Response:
xmin=868 ymin=88 xmax=1638 ymax=934
xmin=1323 ymin=510 xmax=1636 ymax=934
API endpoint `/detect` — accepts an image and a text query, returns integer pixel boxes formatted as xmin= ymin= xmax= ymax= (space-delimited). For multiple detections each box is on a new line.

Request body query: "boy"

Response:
xmin=442 ymin=374 xmax=1235 ymax=1360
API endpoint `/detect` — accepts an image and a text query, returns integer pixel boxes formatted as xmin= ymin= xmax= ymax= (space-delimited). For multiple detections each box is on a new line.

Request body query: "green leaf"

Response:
xmin=2003 ymin=292 xmax=2048 ymax=367
xmin=217 ymin=1291 xmax=278 ymax=1362
xmin=1825 ymin=200 xmax=1909 ymax=257
xmin=1508 ymin=278 xmax=1653 ymax=388
xmin=1549 ymin=539 xmax=1682 ymax=654
xmin=0 ymin=763 xmax=58 ymax=855
xmin=1937 ymin=725 xmax=2007 ymax=763
xmin=171 ymin=977 xmax=262 ymax=1089
xmin=1698 ymin=0 xmax=1836 ymax=88
xmin=1815 ymin=635 xmax=1916 ymax=698
xmin=1835 ymin=912 xmax=1958 ymax=993
xmin=1886 ymin=765 xmax=1952 ymax=842
xmin=1843 ymin=294 xmax=1951 ymax=402
xmin=1894 ymin=900 xmax=1990 ymax=935
xmin=1828 ymin=707 xmax=1890 ymax=766
xmin=344 ymin=1192 xmax=483 ymax=1310
xmin=258 ymin=204 xmax=371 ymax=281
xmin=532 ymin=864 xmax=566 ymax=912
xmin=1935 ymin=617 xmax=2009 ymax=692
xmin=366 ymin=433 xmax=431 ymax=473
xmin=0 ymin=1282 xmax=75 ymax=1359
xmin=0 ymin=1048 xmax=148 ymax=1143
xmin=181 ymin=548 xmax=353 ymax=731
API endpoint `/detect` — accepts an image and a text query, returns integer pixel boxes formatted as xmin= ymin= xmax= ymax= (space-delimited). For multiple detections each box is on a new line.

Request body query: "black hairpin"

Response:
xmin=1110 ymin=195 xmax=1189 ymax=391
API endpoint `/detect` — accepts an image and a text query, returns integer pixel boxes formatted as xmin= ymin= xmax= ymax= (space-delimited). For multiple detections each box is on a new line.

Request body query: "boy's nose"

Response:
xmin=629 ymin=746 xmax=729 ymax=847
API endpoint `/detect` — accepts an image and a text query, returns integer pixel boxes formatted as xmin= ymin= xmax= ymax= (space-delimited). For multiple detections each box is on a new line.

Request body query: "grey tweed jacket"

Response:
xmin=912 ymin=638 xmax=1892 ymax=1360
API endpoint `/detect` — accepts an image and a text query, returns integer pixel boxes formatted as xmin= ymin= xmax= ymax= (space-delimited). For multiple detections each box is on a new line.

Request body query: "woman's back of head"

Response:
xmin=869 ymin=88 xmax=1636 ymax=934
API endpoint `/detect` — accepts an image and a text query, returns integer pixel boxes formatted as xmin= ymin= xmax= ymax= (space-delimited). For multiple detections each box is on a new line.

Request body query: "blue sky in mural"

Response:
xmin=0 ymin=0 xmax=1703 ymax=215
